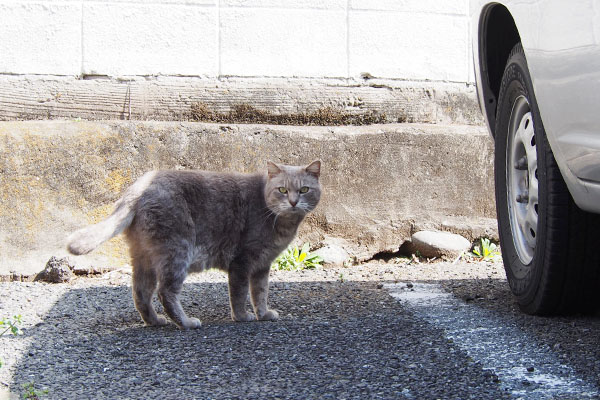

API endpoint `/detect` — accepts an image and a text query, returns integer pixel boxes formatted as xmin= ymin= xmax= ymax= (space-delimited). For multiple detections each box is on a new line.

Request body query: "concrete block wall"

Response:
xmin=0 ymin=0 xmax=472 ymax=82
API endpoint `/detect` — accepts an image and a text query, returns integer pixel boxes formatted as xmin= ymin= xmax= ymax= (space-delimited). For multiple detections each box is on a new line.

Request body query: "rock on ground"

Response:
xmin=34 ymin=257 xmax=74 ymax=283
xmin=313 ymin=238 xmax=350 ymax=266
xmin=409 ymin=230 xmax=471 ymax=259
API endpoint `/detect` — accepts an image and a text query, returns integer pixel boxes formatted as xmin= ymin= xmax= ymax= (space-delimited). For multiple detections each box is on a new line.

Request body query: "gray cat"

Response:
xmin=67 ymin=161 xmax=321 ymax=329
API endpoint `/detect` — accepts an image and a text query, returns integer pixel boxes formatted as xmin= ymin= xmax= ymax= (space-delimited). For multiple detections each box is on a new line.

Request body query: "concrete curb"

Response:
xmin=0 ymin=121 xmax=496 ymax=277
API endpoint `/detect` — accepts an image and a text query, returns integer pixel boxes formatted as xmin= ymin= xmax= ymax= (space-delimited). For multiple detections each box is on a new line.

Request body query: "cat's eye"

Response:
xmin=299 ymin=186 xmax=309 ymax=193
xmin=278 ymin=187 xmax=288 ymax=194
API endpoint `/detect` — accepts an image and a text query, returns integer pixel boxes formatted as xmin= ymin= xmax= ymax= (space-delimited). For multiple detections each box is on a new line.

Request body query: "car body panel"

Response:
xmin=471 ymin=0 xmax=600 ymax=213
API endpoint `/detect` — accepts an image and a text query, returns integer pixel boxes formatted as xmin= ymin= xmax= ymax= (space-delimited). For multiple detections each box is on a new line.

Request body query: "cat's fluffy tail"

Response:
xmin=67 ymin=171 xmax=157 ymax=255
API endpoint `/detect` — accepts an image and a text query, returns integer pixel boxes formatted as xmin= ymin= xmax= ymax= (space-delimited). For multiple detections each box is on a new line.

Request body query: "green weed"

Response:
xmin=1 ymin=315 xmax=22 ymax=337
xmin=272 ymin=243 xmax=323 ymax=271
xmin=0 ymin=317 xmax=46 ymax=398
xmin=472 ymin=238 xmax=501 ymax=262
xmin=0 ymin=315 xmax=22 ymax=369
xmin=21 ymin=382 xmax=48 ymax=400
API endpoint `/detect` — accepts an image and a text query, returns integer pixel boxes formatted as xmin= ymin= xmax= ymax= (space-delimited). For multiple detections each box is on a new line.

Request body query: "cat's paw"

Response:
xmin=232 ymin=312 xmax=256 ymax=322
xmin=258 ymin=309 xmax=280 ymax=321
xmin=180 ymin=317 xmax=202 ymax=330
xmin=145 ymin=315 xmax=169 ymax=327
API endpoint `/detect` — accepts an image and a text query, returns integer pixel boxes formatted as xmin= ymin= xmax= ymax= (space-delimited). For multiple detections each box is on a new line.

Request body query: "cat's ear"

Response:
xmin=305 ymin=160 xmax=321 ymax=178
xmin=267 ymin=161 xmax=282 ymax=178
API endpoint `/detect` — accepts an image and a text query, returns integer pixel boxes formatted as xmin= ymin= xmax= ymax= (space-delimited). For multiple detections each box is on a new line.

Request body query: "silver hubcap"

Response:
xmin=506 ymin=96 xmax=538 ymax=267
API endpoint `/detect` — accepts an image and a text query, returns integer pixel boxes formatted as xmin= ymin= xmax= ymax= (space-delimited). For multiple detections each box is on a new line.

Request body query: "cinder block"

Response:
xmin=220 ymin=8 xmax=346 ymax=77
xmin=350 ymin=0 xmax=467 ymax=15
xmin=222 ymin=0 xmax=345 ymax=9
xmin=349 ymin=10 xmax=469 ymax=81
xmin=83 ymin=3 xmax=218 ymax=76
xmin=468 ymin=34 xmax=476 ymax=84
xmin=80 ymin=0 xmax=215 ymax=4
xmin=0 ymin=2 xmax=82 ymax=75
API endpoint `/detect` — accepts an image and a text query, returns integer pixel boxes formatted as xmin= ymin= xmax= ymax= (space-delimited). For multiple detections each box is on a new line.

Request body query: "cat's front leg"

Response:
xmin=250 ymin=268 xmax=279 ymax=321
xmin=228 ymin=270 xmax=256 ymax=322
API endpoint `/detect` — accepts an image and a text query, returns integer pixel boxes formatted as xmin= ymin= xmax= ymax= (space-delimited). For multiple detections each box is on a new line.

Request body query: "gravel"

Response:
xmin=1 ymin=259 xmax=598 ymax=399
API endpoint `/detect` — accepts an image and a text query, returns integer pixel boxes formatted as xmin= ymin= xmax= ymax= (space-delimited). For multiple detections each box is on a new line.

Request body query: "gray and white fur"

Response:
xmin=67 ymin=161 xmax=321 ymax=329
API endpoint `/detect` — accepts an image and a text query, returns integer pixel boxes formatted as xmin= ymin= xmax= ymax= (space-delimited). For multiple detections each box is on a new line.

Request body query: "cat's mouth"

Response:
xmin=284 ymin=207 xmax=306 ymax=216
xmin=276 ymin=204 xmax=308 ymax=217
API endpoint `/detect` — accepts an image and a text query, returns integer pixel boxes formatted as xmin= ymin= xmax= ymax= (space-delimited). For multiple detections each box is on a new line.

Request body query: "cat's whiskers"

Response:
xmin=272 ymin=204 xmax=294 ymax=229
xmin=257 ymin=206 xmax=277 ymax=228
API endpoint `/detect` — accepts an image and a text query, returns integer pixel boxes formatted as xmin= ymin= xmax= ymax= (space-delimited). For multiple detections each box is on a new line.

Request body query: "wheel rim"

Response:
xmin=506 ymin=95 xmax=538 ymax=268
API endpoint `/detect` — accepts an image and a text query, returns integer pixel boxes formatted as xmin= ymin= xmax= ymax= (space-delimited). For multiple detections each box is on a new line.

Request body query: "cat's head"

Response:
xmin=264 ymin=161 xmax=321 ymax=217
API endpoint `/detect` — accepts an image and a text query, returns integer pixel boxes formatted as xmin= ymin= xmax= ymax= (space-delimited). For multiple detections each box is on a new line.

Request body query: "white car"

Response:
xmin=470 ymin=1 xmax=600 ymax=314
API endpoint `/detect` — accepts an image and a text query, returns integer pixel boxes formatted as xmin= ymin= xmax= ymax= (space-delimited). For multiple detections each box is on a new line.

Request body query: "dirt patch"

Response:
xmin=190 ymin=103 xmax=392 ymax=125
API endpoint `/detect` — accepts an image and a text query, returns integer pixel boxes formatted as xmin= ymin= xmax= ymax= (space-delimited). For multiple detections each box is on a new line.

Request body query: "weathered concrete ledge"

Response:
xmin=0 ymin=121 xmax=496 ymax=277
xmin=0 ymin=75 xmax=483 ymax=126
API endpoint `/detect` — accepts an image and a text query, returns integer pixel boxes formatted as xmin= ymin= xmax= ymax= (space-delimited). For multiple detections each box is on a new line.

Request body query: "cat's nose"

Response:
xmin=288 ymin=194 xmax=298 ymax=207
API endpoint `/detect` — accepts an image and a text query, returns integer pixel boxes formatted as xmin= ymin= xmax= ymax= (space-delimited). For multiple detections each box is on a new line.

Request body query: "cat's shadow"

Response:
xmin=12 ymin=279 xmax=406 ymax=398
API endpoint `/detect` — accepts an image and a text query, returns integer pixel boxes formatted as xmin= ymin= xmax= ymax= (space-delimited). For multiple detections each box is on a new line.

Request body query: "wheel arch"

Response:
xmin=476 ymin=4 xmax=521 ymax=137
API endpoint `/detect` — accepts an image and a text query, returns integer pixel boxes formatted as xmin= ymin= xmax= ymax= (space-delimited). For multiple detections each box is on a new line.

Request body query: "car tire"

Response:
xmin=495 ymin=43 xmax=600 ymax=315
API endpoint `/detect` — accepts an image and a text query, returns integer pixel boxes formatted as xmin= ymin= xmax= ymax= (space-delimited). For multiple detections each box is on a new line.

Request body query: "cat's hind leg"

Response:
xmin=132 ymin=267 xmax=168 ymax=327
xmin=250 ymin=268 xmax=279 ymax=321
xmin=131 ymin=255 xmax=168 ymax=327
xmin=156 ymin=255 xmax=201 ymax=330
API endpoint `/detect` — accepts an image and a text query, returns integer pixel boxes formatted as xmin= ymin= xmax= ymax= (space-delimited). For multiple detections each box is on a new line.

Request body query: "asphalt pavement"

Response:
xmin=0 ymin=262 xmax=598 ymax=399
